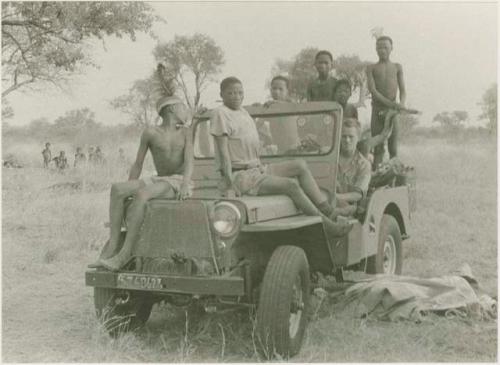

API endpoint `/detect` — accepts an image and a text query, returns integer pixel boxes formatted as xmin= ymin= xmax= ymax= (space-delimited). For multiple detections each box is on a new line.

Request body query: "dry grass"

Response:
xmin=1 ymin=138 xmax=497 ymax=362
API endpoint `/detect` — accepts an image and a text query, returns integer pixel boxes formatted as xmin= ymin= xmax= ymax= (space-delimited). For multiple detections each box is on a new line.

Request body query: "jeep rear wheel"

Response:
xmin=256 ymin=245 xmax=310 ymax=359
xmin=367 ymin=214 xmax=403 ymax=274
xmin=94 ymin=287 xmax=153 ymax=337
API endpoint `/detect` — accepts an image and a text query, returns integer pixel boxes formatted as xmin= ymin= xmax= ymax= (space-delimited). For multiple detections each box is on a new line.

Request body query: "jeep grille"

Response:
xmin=133 ymin=200 xmax=213 ymax=260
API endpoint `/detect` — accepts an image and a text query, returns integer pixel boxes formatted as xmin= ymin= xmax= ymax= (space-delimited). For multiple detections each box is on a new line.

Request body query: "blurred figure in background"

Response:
xmin=95 ymin=146 xmax=106 ymax=165
xmin=53 ymin=151 xmax=69 ymax=171
xmin=42 ymin=142 xmax=52 ymax=168
xmin=88 ymin=146 xmax=96 ymax=164
xmin=118 ymin=148 xmax=126 ymax=165
xmin=74 ymin=147 xmax=87 ymax=168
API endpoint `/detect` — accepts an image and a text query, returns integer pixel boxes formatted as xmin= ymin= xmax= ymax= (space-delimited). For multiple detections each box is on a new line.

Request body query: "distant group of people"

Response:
xmin=41 ymin=143 xmax=122 ymax=171
xmin=90 ymin=36 xmax=409 ymax=271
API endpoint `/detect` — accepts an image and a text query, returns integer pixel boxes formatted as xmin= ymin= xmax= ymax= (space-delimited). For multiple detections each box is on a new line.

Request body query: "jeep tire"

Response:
xmin=256 ymin=245 xmax=311 ymax=359
xmin=94 ymin=287 xmax=153 ymax=337
xmin=367 ymin=214 xmax=403 ymax=274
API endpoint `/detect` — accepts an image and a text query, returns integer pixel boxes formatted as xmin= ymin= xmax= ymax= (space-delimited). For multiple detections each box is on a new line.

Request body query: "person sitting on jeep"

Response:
xmin=89 ymin=95 xmax=194 ymax=271
xmin=332 ymin=78 xmax=358 ymax=119
xmin=255 ymin=75 xmax=300 ymax=154
xmin=332 ymin=118 xmax=372 ymax=219
xmin=211 ymin=76 xmax=351 ymax=235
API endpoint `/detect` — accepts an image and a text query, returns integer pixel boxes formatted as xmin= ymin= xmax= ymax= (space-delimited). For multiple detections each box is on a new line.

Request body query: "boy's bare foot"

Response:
xmin=87 ymin=239 xmax=120 ymax=268
xmin=87 ymin=259 xmax=105 ymax=269
xmin=99 ymin=239 xmax=119 ymax=259
xmin=322 ymin=216 xmax=353 ymax=237
xmin=98 ymin=252 xmax=130 ymax=272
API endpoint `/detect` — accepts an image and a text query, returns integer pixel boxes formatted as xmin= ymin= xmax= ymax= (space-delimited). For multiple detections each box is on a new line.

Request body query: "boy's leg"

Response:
xmin=387 ymin=113 xmax=400 ymax=158
xmin=105 ymin=180 xmax=144 ymax=257
xmin=257 ymin=175 xmax=320 ymax=216
xmin=371 ymin=106 xmax=385 ymax=170
xmin=88 ymin=180 xmax=144 ymax=267
xmin=268 ymin=160 xmax=331 ymax=213
xmin=257 ymin=176 xmax=352 ymax=236
xmin=99 ymin=181 xmax=175 ymax=271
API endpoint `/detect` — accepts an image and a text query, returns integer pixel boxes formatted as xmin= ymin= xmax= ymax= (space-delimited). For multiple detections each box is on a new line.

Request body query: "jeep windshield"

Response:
xmin=194 ymin=111 xmax=337 ymax=159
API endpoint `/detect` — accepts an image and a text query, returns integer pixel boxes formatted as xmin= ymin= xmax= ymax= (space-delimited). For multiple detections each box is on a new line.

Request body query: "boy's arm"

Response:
xmin=182 ymin=127 xmax=194 ymax=182
xmin=397 ymin=63 xmax=406 ymax=106
xmin=337 ymin=158 xmax=371 ymax=203
xmin=366 ymin=65 xmax=400 ymax=109
xmin=367 ymin=111 xmax=395 ymax=149
xmin=336 ymin=191 xmax=363 ymax=203
xmin=179 ymin=127 xmax=194 ymax=200
xmin=128 ymin=129 xmax=149 ymax=180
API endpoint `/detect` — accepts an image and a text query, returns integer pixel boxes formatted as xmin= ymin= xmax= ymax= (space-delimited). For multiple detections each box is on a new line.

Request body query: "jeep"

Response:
xmin=85 ymin=101 xmax=416 ymax=358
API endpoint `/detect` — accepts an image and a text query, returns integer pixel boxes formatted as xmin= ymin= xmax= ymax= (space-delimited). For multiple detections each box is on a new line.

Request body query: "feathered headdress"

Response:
xmin=154 ymin=63 xmax=182 ymax=115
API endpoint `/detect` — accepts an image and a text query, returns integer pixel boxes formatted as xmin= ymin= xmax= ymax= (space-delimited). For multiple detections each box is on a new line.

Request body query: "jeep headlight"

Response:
xmin=212 ymin=202 xmax=241 ymax=237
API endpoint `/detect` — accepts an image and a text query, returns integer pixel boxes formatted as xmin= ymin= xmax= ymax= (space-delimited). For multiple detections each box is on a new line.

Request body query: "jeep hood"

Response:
xmin=234 ymin=195 xmax=300 ymax=223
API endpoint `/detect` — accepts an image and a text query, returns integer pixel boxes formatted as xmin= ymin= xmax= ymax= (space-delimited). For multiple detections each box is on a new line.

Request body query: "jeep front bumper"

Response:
xmin=85 ymin=270 xmax=245 ymax=296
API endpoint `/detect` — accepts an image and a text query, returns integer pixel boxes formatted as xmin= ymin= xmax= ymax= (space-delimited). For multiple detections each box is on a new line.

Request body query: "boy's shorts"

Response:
xmin=142 ymin=175 xmax=194 ymax=197
xmin=220 ymin=165 xmax=271 ymax=196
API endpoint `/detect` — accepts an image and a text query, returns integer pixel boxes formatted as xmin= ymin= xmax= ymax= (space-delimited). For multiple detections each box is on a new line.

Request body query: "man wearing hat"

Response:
xmin=89 ymin=94 xmax=194 ymax=271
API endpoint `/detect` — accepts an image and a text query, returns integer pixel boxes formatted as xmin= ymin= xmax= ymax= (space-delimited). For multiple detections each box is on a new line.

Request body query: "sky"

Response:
xmin=4 ymin=1 xmax=498 ymax=128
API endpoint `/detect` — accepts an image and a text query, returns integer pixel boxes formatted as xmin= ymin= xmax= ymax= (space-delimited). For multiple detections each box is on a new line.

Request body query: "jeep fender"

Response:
xmin=362 ymin=186 xmax=411 ymax=258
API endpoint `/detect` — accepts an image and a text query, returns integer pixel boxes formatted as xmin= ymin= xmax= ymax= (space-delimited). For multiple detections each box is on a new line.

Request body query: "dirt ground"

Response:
xmin=2 ymin=138 xmax=497 ymax=362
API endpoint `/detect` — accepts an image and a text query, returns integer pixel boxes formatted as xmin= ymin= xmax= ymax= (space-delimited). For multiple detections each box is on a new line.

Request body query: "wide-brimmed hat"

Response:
xmin=156 ymin=95 xmax=183 ymax=115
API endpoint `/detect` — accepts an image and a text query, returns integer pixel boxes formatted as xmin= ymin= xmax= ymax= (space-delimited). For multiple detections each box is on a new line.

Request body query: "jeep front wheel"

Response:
xmin=94 ymin=287 xmax=153 ymax=337
xmin=367 ymin=214 xmax=403 ymax=274
xmin=256 ymin=245 xmax=311 ymax=359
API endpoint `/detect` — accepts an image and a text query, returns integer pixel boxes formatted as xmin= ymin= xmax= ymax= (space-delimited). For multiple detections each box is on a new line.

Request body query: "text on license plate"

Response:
xmin=117 ymin=274 xmax=163 ymax=290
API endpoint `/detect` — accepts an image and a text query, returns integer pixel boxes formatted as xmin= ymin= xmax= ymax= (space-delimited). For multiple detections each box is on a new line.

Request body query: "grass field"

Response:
xmin=2 ymin=137 xmax=497 ymax=362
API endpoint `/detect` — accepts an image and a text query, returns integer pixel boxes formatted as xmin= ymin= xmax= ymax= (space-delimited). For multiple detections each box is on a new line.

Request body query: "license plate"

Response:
xmin=117 ymin=273 xmax=163 ymax=290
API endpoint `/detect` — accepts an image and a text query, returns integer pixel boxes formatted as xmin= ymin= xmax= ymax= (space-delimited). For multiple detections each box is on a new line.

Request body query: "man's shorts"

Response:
xmin=231 ymin=165 xmax=271 ymax=196
xmin=142 ymin=174 xmax=194 ymax=197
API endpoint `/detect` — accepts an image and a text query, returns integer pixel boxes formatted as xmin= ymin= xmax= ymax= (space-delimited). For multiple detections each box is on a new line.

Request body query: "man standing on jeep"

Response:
xmin=333 ymin=118 xmax=372 ymax=218
xmin=89 ymin=94 xmax=194 ymax=271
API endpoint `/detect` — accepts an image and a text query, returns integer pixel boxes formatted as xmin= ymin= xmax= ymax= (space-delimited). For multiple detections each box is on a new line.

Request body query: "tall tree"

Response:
xmin=478 ymin=83 xmax=497 ymax=133
xmin=433 ymin=110 xmax=469 ymax=130
xmin=1 ymin=2 xmax=161 ymax=97
xmin=270 ymin=47 xmax=318 ymax=102
xmin=270 ymin=47 xmax=370 ymax=104
xmin=334 ymin=55 xmax=371 ymax=107
xmin=153 ymin=33 xmax=225 ymax=111
xmin=53 ymin=107 xmax=100 ymax=138
xmin=110 ymin=76 xmax=157 ymax=127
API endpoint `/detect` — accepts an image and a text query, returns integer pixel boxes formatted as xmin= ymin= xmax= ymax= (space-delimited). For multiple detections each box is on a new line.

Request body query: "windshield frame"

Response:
xmin=192 ymin=102 xmax=343 ymax=161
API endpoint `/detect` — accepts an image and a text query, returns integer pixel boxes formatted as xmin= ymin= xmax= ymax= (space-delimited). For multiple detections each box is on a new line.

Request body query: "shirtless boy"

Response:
xmin=307 ymin=50 xmax=338 ymax=102
xmin=332 ymin=79 xmax=358 ymax=119
xmin=90 ymin=95 xmax=194 ymax=271
xmin=42 ymin=142 xmax=52 ymax=168
xmin=366 ymin=36 xmax=406 ymax=169
xmin=211 ymin=77 xmax=351 ymax=236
